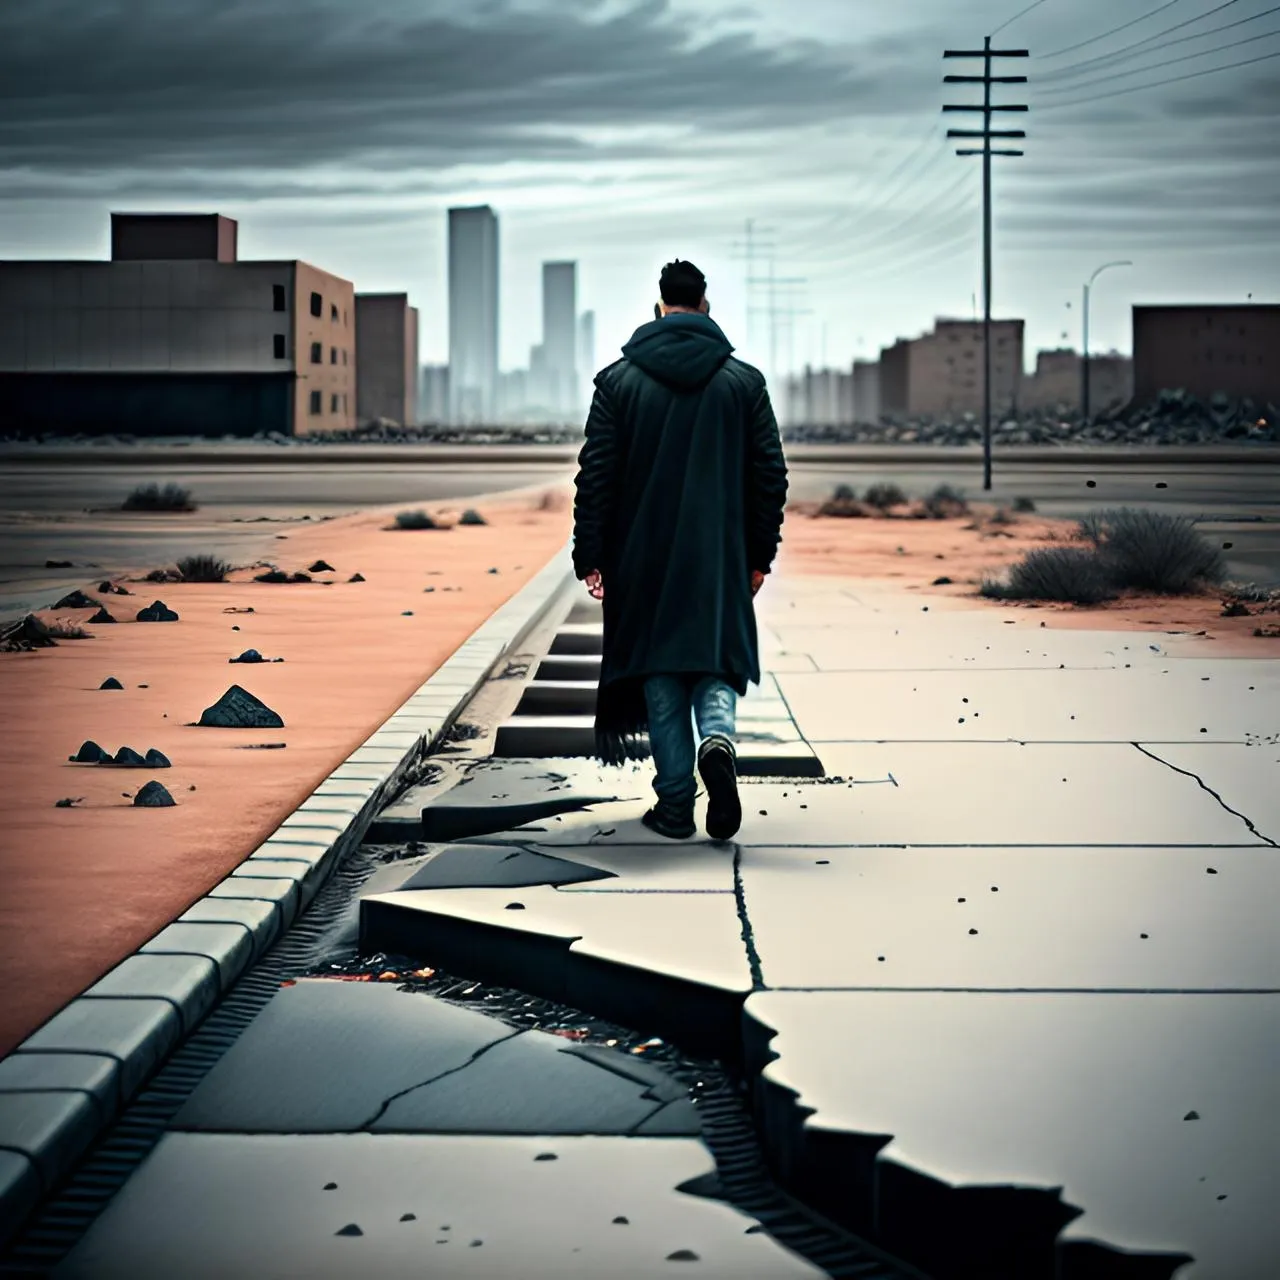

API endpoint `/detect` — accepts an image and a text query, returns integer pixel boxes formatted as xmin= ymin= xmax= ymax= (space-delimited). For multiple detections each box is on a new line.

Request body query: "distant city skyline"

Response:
xmin=2 ymin=0 xmax=1276 ymax=385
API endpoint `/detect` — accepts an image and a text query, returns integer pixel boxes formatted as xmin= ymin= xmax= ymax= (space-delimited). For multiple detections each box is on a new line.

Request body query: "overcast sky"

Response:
xmin=2 ymin=0 xmax=1277 ymax=379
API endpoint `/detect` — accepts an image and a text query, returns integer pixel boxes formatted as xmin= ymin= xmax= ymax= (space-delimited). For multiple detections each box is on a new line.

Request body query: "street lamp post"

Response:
xmin=1081 ymin=260 xmax=1132 ymax=424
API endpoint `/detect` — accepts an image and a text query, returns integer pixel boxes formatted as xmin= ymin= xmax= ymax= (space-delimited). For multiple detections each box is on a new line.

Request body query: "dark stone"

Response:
xmin=399 ymin=1213 xmax=415 ymax=1222
xmin=459 ymin=509 xmax=487 ymax=525
xmin=99 ymin=580 xmax=130 ymax=594
xmin=229 ymin=649 xmax=265 ymax=664
xmin=198 ymin=685 xmax=284 ymax=729
xmin=253 ymin=570 xmax=289 ymax=583
xmin=334 ymin=1225 xmax=362 ymax=1238
xmin=53 ymin=590 xmax=98 ymax=609
xmin=46 ymin=559 xmax=74 ymax=568
xmin=70 ymin=740 xmax=109 ymax=762
xmin=289 ymin=572 xmax=312 ymax=583
xmin=100 ymin=676 xmax=124 ymax=690
xmin=488 ymin=567 xmax=498 ymax=574
xmin=308 ymin=560 xmax=334 ymax=573
xmin=55 ymin=797 xmax=82 ymax=808
xmin=1184 ymin=1110 xmax=1200 ymax=1121
xmin=323 ymin=1182 xmax=338 ymax=1191
xmin=612 ymin=1217 xmax=629 ymax=1225
xmin=113 ymin=746 xmax=146 ymax=766
xmin=402 ymin=610 xmax=413 ymax=616
xmin=89 ymin=606 xmax=117 ymax=623
xmin=348 ymin=573 xmax=365 ymax=582
xmin=666 ymin=1250 xmax=700 ymax=1261
xmin=398 ymin=845 xmax=614 ymax=892
xmin=134 ymin=781 xmax=176 ymax=807
xmin=534 ymin=1153 xmax=557 ymax=1162
xmin=932 ymin=576 xmax=953 ymax=586
xmin=137 ymin=601 xmax=179 ymax=622
xmin=144 ymin=748 xmax=172 ymax=768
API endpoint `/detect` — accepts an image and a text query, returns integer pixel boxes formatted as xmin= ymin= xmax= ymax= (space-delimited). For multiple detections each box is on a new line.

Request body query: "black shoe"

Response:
xmin=698 ymin=734 xmax=741 ymax=841
xmin=641 ymin=804 xmax=697 ymax=840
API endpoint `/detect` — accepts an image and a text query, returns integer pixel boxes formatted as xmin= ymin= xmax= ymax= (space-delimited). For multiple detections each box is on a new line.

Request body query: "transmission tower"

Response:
xmin=730 ymin=218 xmax=777 ymax=358
xmin=746 ymin=256 xmax=808 ymax=387
xmin=943 ymin=36 xmax=1029 ymax=490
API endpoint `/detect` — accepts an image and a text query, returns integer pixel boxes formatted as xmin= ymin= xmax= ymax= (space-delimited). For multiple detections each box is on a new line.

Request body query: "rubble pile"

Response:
xmin=781 ymin=391 xmax=1278 ymax=447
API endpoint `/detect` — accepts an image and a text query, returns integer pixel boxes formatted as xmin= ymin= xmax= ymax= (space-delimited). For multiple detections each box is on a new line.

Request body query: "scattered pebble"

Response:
xmin=666 ymin=1250 xmax=700 ymax=1262
xmin=53 ymin=589 xmax=98 ymax=609
xmin=534 ymin=1153 xmax=557 ymax=1162
xmin=400 ymin=1213 xmax=415 ymax=1222
xmin=198 ymin=685 xmax=284 ymax=729
xmin=308 ymin=560 xmax=335 ymax=573
xmin=134 ymin=780 xmax=175 ymax=807
xmin=55 ymin=797 xmax=84 ymax=808
xmin=349 ymin=573 xmax=366 ymax=583
xmin=323 ymin=1182 xmax=338 ymax=1191
xmin=505 ymin=902 xmax=525 ymax=910
xmin=136 ymin=600 xmax=179 ymax=623
xmin=100 ymin=676 xmax=123 ymax=690
xmin=334 ymin=1224 xmax=362 ymax=1237
xmin=89 ymin=607 xmax=117 ymax=624
xmin=1184 ymin=1111 xmax=1199 ymax=1121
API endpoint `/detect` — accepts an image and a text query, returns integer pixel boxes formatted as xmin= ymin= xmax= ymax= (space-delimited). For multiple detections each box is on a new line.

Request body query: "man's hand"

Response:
xmin=750 ymin=569 xmax=765 ymax=597
xmin=584 ymin=569 xmax=604 ymax=601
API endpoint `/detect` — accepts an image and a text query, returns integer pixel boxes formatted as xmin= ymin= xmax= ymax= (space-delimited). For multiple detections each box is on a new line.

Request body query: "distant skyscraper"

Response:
xmin=577 ymin=309 xmax=596 ymax=397
xmin=541 ymin=261 xmax=577 ymax=418
xmin=448 ymin=206 xmax=498 ymax=424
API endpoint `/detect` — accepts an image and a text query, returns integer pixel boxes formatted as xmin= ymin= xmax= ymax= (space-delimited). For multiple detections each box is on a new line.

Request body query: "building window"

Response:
xmin=273 ymin=334 xmax=286 ymax=359
xmin=272 ymin=284 xmax=286 ymax=312
xmin=331 ymin=303 xmax=339 ymax=321
xmin=342 ymin=350 xmax=347 ymax=365
xmin=331 ymin=393 xmax=339 ymax=412
xmin=310 ymin=292 xmax=323 ymax=317
xmin=309 ymin=390 xmax=322 ymax=414
xmin=310 ymin=341 xmax=322 ymax=364
xmin=330 ymin=347 xmax=337 ymax=364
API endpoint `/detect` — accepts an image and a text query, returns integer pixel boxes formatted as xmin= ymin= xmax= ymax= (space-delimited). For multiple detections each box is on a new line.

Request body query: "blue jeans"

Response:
xmin=643 ymin=675 xmax=737 ymax=810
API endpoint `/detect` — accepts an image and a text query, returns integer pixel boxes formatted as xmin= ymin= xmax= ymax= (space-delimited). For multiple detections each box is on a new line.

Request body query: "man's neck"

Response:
xmin=662 ymin=306 xmax=702 ymax=316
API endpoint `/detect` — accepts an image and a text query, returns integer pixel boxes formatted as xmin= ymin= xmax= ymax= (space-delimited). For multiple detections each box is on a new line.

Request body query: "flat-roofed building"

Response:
xmin=0 ymin=213 xmax=355 ymax=436
xmin=879 ymin=318 xmax=1024 ymax=418
xmin=355 ymin=293 xmax=419 ymax=426
xmin=1132 ymin=305 xmax=1280 ymax=404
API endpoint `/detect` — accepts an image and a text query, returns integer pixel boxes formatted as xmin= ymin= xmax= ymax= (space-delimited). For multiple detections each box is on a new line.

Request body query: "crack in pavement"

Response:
xmin=357 ymin=1028 xmax=527 ymax=1130
xmin=732 ymin=842 xmax=767 ymax=991
xmin=1132 ymin=742 xmax=1279 ymax=847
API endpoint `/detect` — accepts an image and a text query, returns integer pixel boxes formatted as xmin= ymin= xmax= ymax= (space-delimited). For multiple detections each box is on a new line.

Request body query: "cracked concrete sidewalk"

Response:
xmin=356 ymin=573 xmax=1280 ymax=1278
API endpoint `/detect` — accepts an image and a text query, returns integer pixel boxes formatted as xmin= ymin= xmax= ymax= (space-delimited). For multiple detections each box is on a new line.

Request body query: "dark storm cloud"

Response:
xmin=0 ymin=0 xmax=905 ymax=182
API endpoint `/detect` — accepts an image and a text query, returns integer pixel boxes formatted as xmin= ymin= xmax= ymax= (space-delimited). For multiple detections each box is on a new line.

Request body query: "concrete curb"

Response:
xmin=0 ymin=541 xmax=576 ymax=1246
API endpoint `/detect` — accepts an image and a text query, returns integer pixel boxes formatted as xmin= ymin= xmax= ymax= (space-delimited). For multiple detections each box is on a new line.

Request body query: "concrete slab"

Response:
xmin=399 ymin=844 xmax=616 ymax=891
xmin=15 ymin=998 xmax=179 ymax=1105
xmin=0 ymin=1091 xmax=98 ymax=1190
xmin=82 ymin=953 xmax=221 ymax=1035
xmin=790 ymin=744 xmax=1271 ymax=846
xmin=140 ymin=921 xmax=254 ymax=991
xmin=0 ymin=1052 xmax=119 ymax=1124
xmin=172 ymin=980 xmax=515 ymax=1133
xmin=741 ymin=845 xmax=1280 ymax=990
xmin=363 ymin=885 xmax=751 ymax=999
xmin=372 ymin=1030 xmax=699 ymax=1137
xmin=776 ymin=666 xmax=1279 ymax=743
xmin=54 ymin=1132 xmax=824 ymax=1279
xmin=1138 ymin=743 xmax=1280 ymax=846
xmin=744 ymin=989 xmax=1280 ymax=1279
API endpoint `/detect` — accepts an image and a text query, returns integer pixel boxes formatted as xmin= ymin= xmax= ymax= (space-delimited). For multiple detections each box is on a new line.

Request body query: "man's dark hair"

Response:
xmin=659 ymin=259 xmax=706 ymax=309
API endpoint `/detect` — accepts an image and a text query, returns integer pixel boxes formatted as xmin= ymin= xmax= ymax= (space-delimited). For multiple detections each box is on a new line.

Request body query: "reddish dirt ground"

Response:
xmin=0 ymin=493 xmax=571 ymax=1056
xmin=775 ymin=500 xmax=1280 ymax=658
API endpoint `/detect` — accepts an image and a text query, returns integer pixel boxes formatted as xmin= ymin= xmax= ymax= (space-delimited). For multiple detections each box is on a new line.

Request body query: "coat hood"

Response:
xmin=620 ymin=311 xmax=734 ymax=391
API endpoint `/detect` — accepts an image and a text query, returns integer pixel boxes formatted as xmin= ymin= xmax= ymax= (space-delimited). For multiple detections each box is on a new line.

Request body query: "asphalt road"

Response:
xmin=2 ymin=450 xmax=1278 ymax=620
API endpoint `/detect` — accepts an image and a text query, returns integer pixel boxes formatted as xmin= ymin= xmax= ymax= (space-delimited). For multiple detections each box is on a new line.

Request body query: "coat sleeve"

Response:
xmin=572 ymin=378 xmax=618 ymax=579
xmin=745 ymin=380 xmax=788 ymax=574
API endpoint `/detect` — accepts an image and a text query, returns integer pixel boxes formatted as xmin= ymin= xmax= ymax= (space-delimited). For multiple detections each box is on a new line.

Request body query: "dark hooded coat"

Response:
xmin=571 ymin=311 xmax=788 ymax=765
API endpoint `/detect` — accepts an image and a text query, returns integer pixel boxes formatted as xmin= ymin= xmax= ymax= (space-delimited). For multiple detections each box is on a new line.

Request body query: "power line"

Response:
xmin=1038 ymin=24 xmax=1280 ymax=95
xmin=1038 ymin=0 xmax=1188 ymax=59
xmin=991 ymin=0 xmax=1052 ymax=38
xmin=1038 ymin=45 xmax=1280 ymax=108
xmin=1039 ymin=2 xmax=1280 ymax=81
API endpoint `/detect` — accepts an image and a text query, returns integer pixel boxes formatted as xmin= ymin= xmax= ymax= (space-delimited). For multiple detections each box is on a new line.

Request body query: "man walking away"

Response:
xmin=571 ymin=259 xmax=788 ymax=841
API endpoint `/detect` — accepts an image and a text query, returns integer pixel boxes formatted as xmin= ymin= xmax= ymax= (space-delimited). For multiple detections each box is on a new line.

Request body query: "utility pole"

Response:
xmin=943 ymin=36 xmax=1028 ymax=491
xmin=1081 ymin=260 xmax=1132 ymax=424
xmin=746 ymin=259 xmax=807 ymax=388
xmin=730 ymin=219 xmax=777 ymax=358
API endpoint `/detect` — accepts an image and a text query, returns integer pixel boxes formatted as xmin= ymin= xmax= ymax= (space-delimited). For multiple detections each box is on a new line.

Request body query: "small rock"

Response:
xmin=46 ymin=559 xmax=74 ymax=569
xmin=253 ymin=570 xmax=290 ymax=583
xmin=334 ymin=1224 xmax=362 ymax=1238
xmin=88 ymin=607 xmax=117 ymax=624
xmin=134 ymin=780 xmax=175 ymax=807
xmin=612 ymin=1216 xmax=629 ymax=1225
xmin=399 ymin=1213 xmax=415 ymax=1222
xmin=1184 ymin=1110 xmax=1200 ymax=1121
xmin=137 ymin=600 xmax=179 ymax=623
xmin=506 ymin=902 xmax=525 ymax=910
xmin=55 ymin=797 xmax=84 ymax=808
xmin=53 ymin=589 xmax=98 ymax=609
xmin=100 ymin=676 xmax=124 ymax=690
xmin=323 ymin=1182 xmax=338 ymax=1191
xmin=349 ymin=573 xmax=365 ymax=583
xmin=70 ymin=740 xmax=109 ymax=762
xmin=99 ymin=580 xmax=130 ymax=595
xmin=534 ymin=1153 xmax=557 ymax=1162
xmin=308 ymin=560 xmax=335 ymax=573
xmin=144 ymin=748 xmax=172 ymax=768
xmin=424 ymin=587 xmax=435 ymax=593
xmin=229 ymin=649 xmax=265 ymax=664
xmin=198 ymin=685 xmax=285 ymax=728
xmin=488 ymin=567 xmax=498 ymax=574
xmin=113 ymin=746 xmax=146 ymax=767
xmin=402 ymin=610 xmax=414 ymax=616
xmin=459 ymin=509 xmax=487 ymax=525
xmin=666 ymin=1250 xmax=700 ymax=1262
xmin=931 ymin=576 xmax=953 ymax=586
xmin=289 ymin=572 xmax=312 ymax=583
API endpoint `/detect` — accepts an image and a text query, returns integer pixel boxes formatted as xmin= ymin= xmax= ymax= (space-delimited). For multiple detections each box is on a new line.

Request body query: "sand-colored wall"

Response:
xmin=294 ymin=261 xmax=356 ymax=434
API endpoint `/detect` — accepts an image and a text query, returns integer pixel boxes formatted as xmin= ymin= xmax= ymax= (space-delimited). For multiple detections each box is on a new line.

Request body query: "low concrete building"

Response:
xmin=0 ymin=213 xmax=355 ymax=436
xmin=419 ymin=364 xmax=450 ymax=424
xmin=1132 ymin=305 xmax=1280 ymax=404
xmin=355 ymin=293 xmax=419 ymax=426
xmin=852 ymin=359 xmax=880 ymax=424
xmin=879 ymin=318 xmax=1024 ymax=418
xmin=1020 ymin=348 xmax=1132 ymax=412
